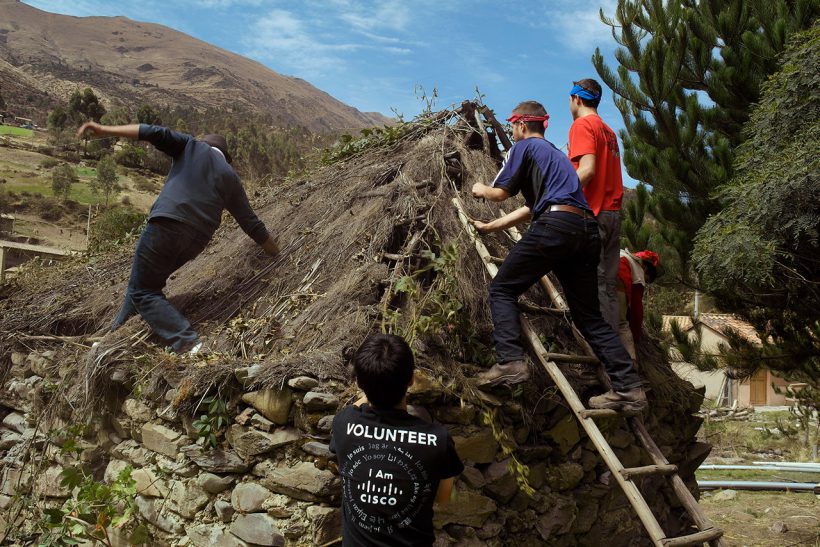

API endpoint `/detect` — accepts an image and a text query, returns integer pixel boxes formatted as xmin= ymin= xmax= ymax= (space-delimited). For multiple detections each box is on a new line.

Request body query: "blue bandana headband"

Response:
xmin=569 ymin=84 xmax=601 ymax=101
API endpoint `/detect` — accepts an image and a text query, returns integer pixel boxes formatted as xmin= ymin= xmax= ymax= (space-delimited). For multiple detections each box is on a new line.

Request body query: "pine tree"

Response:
xmin=593 ymin=0 xmax=819 ymax=271
xmin=691 ymin=24 xmax=820 ymax=388
xmin=620 ymin=183 xmax=653 ymax=252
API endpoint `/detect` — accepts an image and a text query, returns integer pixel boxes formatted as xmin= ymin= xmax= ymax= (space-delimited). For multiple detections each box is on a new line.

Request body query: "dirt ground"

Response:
xmin=10 ymin=213 xmax=88 ymax=250
xmin=697 ymin=410 xmax=820 ymax=546
xmin=701 ymin=491 xmax=819 ymax=546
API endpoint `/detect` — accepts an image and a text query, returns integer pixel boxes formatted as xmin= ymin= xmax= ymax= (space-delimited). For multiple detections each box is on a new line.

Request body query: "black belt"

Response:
xmin=548 ymin=204 xmax=594 ymax=219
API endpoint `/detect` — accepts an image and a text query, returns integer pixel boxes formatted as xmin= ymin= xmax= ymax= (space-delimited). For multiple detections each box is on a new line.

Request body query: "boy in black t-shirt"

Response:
xmin=329 ymin=334 xmax=464 ymax=546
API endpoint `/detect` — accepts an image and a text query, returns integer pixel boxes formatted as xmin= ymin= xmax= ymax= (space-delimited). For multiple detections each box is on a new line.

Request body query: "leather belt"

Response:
xmin=548 ymin=204 xmax=594 ymax=219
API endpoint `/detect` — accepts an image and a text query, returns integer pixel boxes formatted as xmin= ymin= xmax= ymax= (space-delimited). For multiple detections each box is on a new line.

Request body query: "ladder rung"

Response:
xmin=579 ymin=408 xmax=619 ymax=419
xmin=620 ymin=464 xmax=678 ymax=480
xmin=662 ymin=527 xmax=724 ymax=547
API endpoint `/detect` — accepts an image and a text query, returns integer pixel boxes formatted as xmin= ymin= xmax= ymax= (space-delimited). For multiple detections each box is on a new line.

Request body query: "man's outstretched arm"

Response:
xmin=471 ymin=206 xmax=531 ymax=233
xmin=77 ymin=122 xmax=140 ymax=140
xmin=471 ymin=182 xmax=511 ymax=202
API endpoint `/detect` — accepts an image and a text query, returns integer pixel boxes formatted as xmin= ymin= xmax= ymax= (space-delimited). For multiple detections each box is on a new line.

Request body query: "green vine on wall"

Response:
xmin=36 ymin=425 xmax=148 ymax=546
xmin=382 ymin=242 xmax=493 ymax=366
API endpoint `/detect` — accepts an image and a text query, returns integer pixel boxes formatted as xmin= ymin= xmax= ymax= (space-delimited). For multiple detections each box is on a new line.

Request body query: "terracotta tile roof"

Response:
xmin=662 ymin=313 xmax=762 ymax=345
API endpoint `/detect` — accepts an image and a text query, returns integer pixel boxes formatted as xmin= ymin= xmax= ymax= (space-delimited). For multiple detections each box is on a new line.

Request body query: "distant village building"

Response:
xmin=14 ymin=116 xmax=33 ymax=127
xmin=664 ymin=313 xmax=792 ymax=408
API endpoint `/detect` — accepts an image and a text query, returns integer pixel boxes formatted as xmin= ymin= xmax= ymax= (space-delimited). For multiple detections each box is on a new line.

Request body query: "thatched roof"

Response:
xmin=0 ymin=102 xmax=694 ymax=419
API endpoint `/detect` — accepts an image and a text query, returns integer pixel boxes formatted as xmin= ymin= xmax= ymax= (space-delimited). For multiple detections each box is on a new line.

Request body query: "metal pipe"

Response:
xmin=699 ymin=465 xmax=820 ymax=473
xmin=698 ymin=480 xmax=819 ymax=493
xmin=751 ymin=461 xmax=820 ymax=470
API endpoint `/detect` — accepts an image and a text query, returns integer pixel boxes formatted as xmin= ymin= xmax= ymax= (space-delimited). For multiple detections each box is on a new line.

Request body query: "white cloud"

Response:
xmin=539 ymin=0 xmax=618 ymax=53
xmin=191 ymin=0 xmax=263 ymax=7
xmin=244 ymin=9 xmax=340 ymax=73
xmin=243 ymin=3 xmax=423 ymax=76
xmin=339 ymin=2 xmax=411 ymax=33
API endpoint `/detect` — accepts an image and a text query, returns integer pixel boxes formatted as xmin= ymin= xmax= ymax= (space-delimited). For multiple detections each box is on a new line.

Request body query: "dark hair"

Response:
xmin=512 ymin=100 xmax=547 ymax=134
xmin=642 ymin=261 xmax=658 ymax=284
xmin=353 ymin=334 xmax=414 ymax=409
xmin=573 ymin=78 xmax=602 ymax=108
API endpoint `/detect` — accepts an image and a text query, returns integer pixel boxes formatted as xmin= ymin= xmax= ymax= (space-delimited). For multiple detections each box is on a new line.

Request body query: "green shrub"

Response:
xmin=39 ymin=201 xmax=64 ymax=221
xmin=0 ymin=189 xmax=13 ymax=213
xmin=131 ymin=174 xmax=159 ymax=193
xmin=39 ymin=157 xmax=59 ymax=169
xmin=89 ymin=207 xmax=146 ymax=252
xmin=115 ymin=143 xmax=146 ymax=169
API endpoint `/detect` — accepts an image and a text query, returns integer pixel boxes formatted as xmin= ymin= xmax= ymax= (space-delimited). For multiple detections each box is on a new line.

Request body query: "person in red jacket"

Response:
xmin=617 ymin=250 xmax=660 ymax=361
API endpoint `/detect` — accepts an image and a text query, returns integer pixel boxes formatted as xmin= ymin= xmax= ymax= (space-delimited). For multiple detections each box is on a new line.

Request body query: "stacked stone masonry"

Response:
xmin=0 ymin=351 xmax=709 ymax=546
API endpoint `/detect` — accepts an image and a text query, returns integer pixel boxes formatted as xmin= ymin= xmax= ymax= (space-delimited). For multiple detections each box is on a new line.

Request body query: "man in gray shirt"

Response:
xmin=77 ymin=122 xmax=279 ymax=353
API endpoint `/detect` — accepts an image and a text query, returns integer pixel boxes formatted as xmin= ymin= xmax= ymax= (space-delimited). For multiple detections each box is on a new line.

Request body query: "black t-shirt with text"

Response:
xmin=329 ymin=404 xmax=463 ymax=546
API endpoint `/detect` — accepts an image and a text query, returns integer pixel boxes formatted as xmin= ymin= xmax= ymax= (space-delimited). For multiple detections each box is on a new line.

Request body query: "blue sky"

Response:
xmin=26 ymin=0 xmax=637 ymax=186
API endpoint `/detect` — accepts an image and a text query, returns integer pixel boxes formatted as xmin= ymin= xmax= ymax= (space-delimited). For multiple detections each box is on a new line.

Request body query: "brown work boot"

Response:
xmin=477 ymin=360 xmax=531 ymax=388
xmin=588 ymin=388 xmax=647 ymax=413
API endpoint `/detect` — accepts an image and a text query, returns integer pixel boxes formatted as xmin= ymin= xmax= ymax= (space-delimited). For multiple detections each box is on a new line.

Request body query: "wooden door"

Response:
xmin=750 ymin=369 xmax=768 ymax=406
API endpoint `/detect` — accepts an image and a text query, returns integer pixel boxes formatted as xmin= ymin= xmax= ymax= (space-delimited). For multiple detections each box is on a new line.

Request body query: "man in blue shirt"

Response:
xmin=77 ymin=121 xmax=279 ymax=353
xmin=470 ymin=101 xmax=645 ymax=412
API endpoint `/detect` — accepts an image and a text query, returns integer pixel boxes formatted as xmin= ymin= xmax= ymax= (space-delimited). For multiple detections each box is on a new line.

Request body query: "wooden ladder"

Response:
xmin=453 ymin=197 xmax=725 ymax=547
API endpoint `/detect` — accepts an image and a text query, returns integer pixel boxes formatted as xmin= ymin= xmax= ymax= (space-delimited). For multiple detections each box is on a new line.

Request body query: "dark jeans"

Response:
xmin=112 ymin=217 xmax=209 ymax=352
xmin=596 ymin=210 xmax=621 ymax=331
xmin=489 ymin=211 xmax=642 ymax=391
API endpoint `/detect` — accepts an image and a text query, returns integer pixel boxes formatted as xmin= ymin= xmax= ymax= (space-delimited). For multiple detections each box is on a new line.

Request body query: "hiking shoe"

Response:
xmin=477 ymin=360 xmax=531 ymax=388
xmin=177 ymin=338 xmax=206 ymax=356
xmin=588 ymin=388 xmax=647 ymax=413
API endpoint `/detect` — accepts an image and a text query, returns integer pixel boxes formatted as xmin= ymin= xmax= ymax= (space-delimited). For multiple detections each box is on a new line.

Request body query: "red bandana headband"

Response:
xmin=507 ymin=113 xmax=550 ymax=130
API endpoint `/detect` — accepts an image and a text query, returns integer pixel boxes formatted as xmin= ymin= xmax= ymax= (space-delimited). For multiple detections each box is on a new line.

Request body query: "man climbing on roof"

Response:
xmin=469 ymin=100 xmax=646 ymax=413
xmin=568 ymin=79 xmax=624 ymax=333
xmin=77 ymin=121 xmax=279 ymax=353
xmin=617 ymin=249 xmax=660 ymax=362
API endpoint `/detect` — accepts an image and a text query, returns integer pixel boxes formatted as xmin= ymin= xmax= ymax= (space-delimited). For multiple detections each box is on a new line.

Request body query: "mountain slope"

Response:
xmin=0 ymin=1 xmax=390 ymax=131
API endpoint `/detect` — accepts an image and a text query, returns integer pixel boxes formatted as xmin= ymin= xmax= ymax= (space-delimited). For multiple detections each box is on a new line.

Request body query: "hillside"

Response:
xmin=0 ymin=1 xmax=390 ymax=131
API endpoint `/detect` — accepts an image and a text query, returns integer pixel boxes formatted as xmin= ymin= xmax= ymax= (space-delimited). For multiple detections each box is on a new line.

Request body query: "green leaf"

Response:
xmin=42 ymin=508 xmax=65 ymax=525
xmin=60 ymin=467 xmax=85 ymax=490
xmin=129 ymin=524 xmax=150 ymax=544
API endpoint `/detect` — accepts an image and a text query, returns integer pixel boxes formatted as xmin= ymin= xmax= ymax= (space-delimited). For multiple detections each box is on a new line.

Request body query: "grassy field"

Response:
xmin=0 ymin=145 xmax=160 ymax=208
xmin=0 ymin=124 xmax=34 ymax=137
xmin=0 ymin=154 xmax=103 ymax=205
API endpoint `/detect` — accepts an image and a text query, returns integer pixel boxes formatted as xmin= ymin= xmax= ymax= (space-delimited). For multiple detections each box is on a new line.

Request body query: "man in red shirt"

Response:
xmin=617 ymin=250 xmax=659 ymax=361
xmin=568 ymin=78 xmax=623 ymax=331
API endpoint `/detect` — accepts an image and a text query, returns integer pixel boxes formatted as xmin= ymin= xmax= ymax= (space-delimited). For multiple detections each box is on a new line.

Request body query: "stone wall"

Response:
xmin=0 ymin=348 xmax=710 ymax=546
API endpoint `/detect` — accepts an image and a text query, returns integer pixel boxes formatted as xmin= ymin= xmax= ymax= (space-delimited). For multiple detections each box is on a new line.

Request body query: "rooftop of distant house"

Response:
xmin=662 ymin=313 xmax=762 ymax=346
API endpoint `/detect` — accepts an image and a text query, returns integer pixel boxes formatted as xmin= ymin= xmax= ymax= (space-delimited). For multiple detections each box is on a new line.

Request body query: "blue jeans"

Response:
xmin=488 ymin=211 xmax=642 ymax=391
xmin=112 ymin=218 xmax=210 ymax=352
